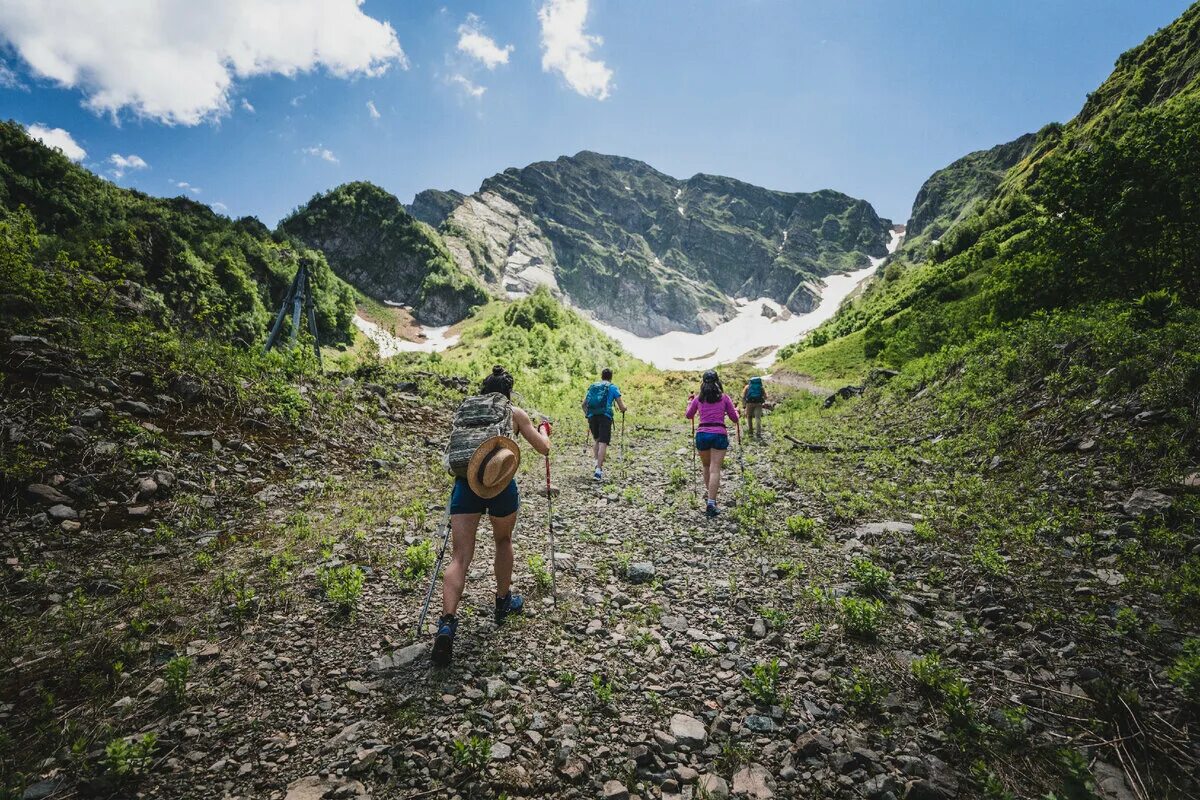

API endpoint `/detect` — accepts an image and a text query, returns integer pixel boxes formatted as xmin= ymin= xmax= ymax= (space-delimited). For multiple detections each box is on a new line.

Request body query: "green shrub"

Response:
xmin=104 ymin=733 xmax=157 ymax=778
xmin=528 ymin=553 xmax=553 ymax=594
xmin=450 ymin=735 xmax=491 ymax=773
xmin=849 ymin=557 xmax=892 ymax=597
xmin=785 ymin=514 xmax=819 ymax=540
xmin=743 ymin=658 xmax=781 ymax=705
xmin=319 ymin=565 xmax=365 ymax=613
xmin=401 ymin=541 xmax=436 ymax=584
xmin=840 ymin=597 xmax=885 ymax=638
xmin=1168 ymin=638 xmax=1200 ymax=703
xmin=164 ymin=656 xmax=191 ymax=705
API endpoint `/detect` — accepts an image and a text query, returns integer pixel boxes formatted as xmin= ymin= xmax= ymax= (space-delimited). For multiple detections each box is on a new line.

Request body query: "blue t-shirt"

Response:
xmin=589 ymin=383 xmax=621 ymax=418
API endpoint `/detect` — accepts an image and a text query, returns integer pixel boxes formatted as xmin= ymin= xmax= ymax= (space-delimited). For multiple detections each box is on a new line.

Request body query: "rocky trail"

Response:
xmin=3 ymin=334 xmax=1197 ymax=800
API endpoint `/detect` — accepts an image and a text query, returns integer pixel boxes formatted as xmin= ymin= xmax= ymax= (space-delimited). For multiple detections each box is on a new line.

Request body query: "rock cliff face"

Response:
xmin=279 ymin=182 xmax=486 ymax=326
xmin=900 ymin=134 xmax=1037 ymax=257
xmin=418 ymin=152 xmax=892 ymax=336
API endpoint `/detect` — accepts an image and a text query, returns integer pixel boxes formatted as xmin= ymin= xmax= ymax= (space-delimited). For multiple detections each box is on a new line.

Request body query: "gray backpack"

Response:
xmin=444 ymin=392 xmax=514 ymax=477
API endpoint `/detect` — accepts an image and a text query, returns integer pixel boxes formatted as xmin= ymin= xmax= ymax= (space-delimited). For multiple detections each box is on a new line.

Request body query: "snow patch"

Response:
xmin=586 ymin=228 xmax=905 ymax=371
xmin=353 ymin=315 xmax=459 ymax=356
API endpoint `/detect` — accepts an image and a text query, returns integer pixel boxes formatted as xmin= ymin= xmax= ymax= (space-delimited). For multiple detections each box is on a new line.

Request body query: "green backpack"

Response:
xmin=444 ymin=392 xmax=513 ymax=477
xmin=746 ymin=376 xmax=765 ymax=403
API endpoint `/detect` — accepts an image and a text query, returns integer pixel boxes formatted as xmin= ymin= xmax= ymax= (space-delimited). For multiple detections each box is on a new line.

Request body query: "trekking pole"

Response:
xmin=736 ymin=418 xmax=746 ymax=476
xmin=415 ymin=497 xmax=454 ymax=639
xmin=539 ymin=421 xmax=558 ymax=607
xmin=620 ymin=410 xmax=626 ymax=474
xmin=689 ymin=393 xmax=698 ymax=501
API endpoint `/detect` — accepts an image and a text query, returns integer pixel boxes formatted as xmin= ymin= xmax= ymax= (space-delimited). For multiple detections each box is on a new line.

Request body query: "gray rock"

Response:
xmin=26 ymin=483 xmax=71 ymax=505
xmin=750 ymin=618 xmax=767 ymax=639
xmin=670 ymin=713 xmax=707 ymax=749
xmin=698 ymin=773 xmax=730 ymax=799
xmin=21 ymin=778 xmax=64 ymax=800
xmin=118 ymin=399 xmax=158 ymax=417
xmin=603 ymin=779 xmax=630 ymax=800
xmin=744 ymin=715 xmax=776 ymax=733
xmin=1122 ymin=488 xmax=1172 ymax=517
xmin=627 ymin=561 xmax=656 ymax=584
xmin=732 ymin=763 xmax=774 ymax=798
xmin=47 ymin=504 xmax=78 ymax=521
xmin=490 ymin=742 xmax=512 ymax=761
xmin=368 ymin=642 xmax=424 ymax=673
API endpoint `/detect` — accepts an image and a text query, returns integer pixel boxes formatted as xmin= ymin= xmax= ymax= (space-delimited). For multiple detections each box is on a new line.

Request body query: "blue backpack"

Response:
xmin=746 ymin=377 xmax=765 ymax=403
xmin=585 ymin=381 xmax=611 ymax=416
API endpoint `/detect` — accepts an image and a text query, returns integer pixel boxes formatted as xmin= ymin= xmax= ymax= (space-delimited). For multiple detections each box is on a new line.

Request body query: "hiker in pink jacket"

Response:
xmin=685 ymin=370 xmax=740 ymax=517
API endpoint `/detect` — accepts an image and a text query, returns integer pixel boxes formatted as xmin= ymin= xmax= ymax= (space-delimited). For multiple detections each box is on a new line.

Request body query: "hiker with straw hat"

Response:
xmin=433 ymin=365 xmax=551 ymax=667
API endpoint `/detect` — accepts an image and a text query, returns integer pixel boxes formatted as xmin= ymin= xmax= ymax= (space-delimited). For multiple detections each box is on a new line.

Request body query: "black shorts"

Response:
xmin=588 ymin=414 xmax=613 ymax=444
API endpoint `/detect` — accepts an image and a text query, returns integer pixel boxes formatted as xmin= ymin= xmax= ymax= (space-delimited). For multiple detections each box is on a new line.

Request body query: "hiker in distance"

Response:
xmin=434 ymin=365 xmax=551 ymax=667
xmin=685 ymin=370 xmax=741 ymax=518
xmin=742 ymin=375 xmax=767 ymax=439
xmin=582 ymin=367 xmax=627 ymax=481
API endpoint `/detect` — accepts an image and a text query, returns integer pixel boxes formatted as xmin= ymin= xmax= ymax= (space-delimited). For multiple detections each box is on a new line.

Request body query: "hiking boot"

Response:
xmin=593 ymin=467 xmax=603 ymax=481
xmin=495 ymin=591 xmax=525 ymax=626
xmin=431 ymin=614 xmax=457 ymax=668
xmin=705 ymin=500 xmax=719 ymax=518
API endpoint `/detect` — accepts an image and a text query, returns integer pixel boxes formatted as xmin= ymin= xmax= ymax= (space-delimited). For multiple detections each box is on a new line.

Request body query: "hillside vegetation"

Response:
xmin=0 ymin=121 xmax=355 ymax=347
xmin=782 ymin=4 xmax=1200 ymax=380
xmin=279 ymin=182 xmax=486 ymax=326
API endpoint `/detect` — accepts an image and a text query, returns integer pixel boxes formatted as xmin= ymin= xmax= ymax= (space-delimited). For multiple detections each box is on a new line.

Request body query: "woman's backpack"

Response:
xmin=444 ymin=392 xmax=514 ymax=477
xmin=746 ymin=376 xmax=765 ymax=403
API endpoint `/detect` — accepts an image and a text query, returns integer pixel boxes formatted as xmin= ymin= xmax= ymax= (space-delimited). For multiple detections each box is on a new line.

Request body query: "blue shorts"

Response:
xmin=695 ymin=431 xmax=729 ymax=451
xmin=450 ymin=477 xmax=519 ymax=517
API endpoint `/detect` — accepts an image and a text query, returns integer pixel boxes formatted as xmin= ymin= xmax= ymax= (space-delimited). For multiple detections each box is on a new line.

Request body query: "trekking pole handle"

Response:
xmin=538 ymin=420 xmax=552 ymax=437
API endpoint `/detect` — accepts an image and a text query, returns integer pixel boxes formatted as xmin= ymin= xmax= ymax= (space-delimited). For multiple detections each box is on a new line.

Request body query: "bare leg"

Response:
xmin=441 ymin=513 xmax=480 ymax=616
xmin=491 ymin=512 xmax=517 ymax=597
xmin=708 ymin=449 xmax=727 ymax=502
xmin=699 ymin=449 xmax=712 ymax=500
xmin=596 ymin=441 xmax=608 ymax=468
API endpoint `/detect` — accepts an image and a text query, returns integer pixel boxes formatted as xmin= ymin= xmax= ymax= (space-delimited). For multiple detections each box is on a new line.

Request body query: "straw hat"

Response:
xmin=466 ymin=435 xmax=522 ymax=499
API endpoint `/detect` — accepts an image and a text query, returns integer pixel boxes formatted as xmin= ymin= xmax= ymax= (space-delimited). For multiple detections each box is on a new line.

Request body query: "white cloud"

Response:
xmin=0 ymin=59 xmax=23 ymax=88
xmin=538 ymin=0 xmax=612 ymax=100
xmin=26 ymin=123 xmax=85 ymax=161
xmin=302 ymin=145 xmax=338 ymax=163
xmin=456 ymin=14 xmax=512 ymax=70
xmin=212 ymin=201 xmax=230 ymax=213
xmin=0 ymin=0 xmax=407 ymax=125
xmin=241 ymin=98 xmax=255 ymax=112
xmin=170 ymin=178 xmax=202 ymax=194
xmin=450 ymin=74 xmax=485 ymax=99
xmin=366 ymin=99 xmax=380 ymax=119
xmin=108 ymin=153 xmax=148 ymax=178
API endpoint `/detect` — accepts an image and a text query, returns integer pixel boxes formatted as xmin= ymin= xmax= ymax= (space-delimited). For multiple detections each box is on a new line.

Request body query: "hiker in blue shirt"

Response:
xmin=581 ymin=367 xmax=627 ymax=480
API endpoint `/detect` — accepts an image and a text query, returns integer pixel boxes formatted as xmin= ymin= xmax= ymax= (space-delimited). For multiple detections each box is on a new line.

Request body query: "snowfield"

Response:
xmin=587 ymin=229 xmax=903 ymax=371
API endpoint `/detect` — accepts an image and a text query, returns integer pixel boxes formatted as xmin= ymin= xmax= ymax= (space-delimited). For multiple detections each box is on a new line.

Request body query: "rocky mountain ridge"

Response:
xmin=413 ymin=151 xmax=893 ymax=336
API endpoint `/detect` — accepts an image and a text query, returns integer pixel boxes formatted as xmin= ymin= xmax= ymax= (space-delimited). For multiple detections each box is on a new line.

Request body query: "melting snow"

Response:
xmin=586 ymin=228 xmax=905 ymax=371
xmin=353 ymin=315 xmax=460 ymax=356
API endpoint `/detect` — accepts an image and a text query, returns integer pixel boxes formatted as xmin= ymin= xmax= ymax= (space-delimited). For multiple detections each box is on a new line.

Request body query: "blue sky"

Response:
xmin=1 ymin=0 xmax=1192 ymax=226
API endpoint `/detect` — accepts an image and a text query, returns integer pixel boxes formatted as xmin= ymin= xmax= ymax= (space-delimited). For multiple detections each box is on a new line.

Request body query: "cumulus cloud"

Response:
xmin=538 ymin=0 xmax=612 ymax=100
xmin=241 ymin=98 xmax=255 ymax=112
xmin=302 ymin=145 xmax=338 ymax=163
xmin=450 ymin=74 xmax=485 ymax=99
xmin=26 ymin=123 xmax=85 ymax=161
xmin=170 ymin=178 xmax=202 ymax=194
xmin=108 ymin=153 xmax=148 ymax=178
xmin=0 ymin=0 xmax=407 ymax=125
xmin=456 ymin=14 xmax=512 ymax=70
xmin=366 ymin=99 xmax=380 ymax=119
xmin=212 ymin=201 xmax=230 ymax=213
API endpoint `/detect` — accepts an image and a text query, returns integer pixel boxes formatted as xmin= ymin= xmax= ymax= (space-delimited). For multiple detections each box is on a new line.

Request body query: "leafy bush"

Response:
xmin=785 ymin=514 xmax=820 ymax=540
xmin=528 ymin=554 xmax=554 ymax=594
xmin=450 ymin=735 xmax=491 ymax=773
xmin=319 ymin=565 xmax=365 ymax=613
xmin=849 ymin=557 xmax=892 ymax=597
xmin=104 ymin=733 xmax=157 ymax=778
xmin=164 ymin=656 xmax=191 ymax=705
xmin=1168 ymin=638 xmax=1200 ymax=703
xmin=840 ymin=597 xmax=885 ymax=638
xmin=401 ymin=541 xmax=436 ymax=584
xmin=743 ymin=658 xmax=781 ymax=705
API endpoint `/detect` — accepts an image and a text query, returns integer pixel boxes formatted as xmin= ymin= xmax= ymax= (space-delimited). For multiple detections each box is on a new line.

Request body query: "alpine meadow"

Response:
xmin=0 ymin=3 xmax=1198 ymax=800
